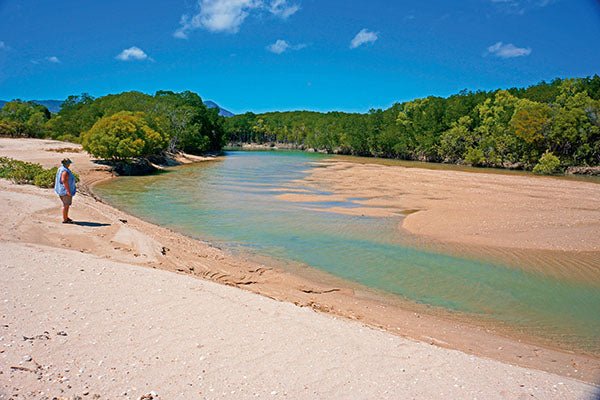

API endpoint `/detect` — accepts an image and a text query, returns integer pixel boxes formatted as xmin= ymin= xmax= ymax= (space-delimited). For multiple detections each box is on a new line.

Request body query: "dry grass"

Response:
xmin=45 ymin=147 xmax=82 ymax=153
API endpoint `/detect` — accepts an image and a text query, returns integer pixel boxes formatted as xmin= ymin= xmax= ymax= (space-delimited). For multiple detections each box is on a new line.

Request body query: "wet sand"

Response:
xmin=1 ymin=138 xmax=599 ymax=397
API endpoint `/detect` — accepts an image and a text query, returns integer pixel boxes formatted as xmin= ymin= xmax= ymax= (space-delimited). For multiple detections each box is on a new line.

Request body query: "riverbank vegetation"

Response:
xmin=225 ymin=76 xmax=600 ymax=173
xmin=0 ymin=91 xmax=226 ymax=160
xmin=0 ymin=157 xmax=60 ymax=188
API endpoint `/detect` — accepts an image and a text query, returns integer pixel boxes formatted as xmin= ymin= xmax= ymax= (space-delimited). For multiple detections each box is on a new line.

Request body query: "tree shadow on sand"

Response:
xmin=72 ymin=221 xmax=111 ymax=227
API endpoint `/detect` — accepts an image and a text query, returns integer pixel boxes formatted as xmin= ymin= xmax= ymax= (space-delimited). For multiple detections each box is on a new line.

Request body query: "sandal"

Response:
xmin=62 ymin=218 xmax=74 ymax=224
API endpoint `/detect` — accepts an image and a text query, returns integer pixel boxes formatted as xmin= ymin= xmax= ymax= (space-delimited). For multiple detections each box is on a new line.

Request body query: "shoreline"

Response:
xmin=1 ymin=138 xmax=599 ymax=386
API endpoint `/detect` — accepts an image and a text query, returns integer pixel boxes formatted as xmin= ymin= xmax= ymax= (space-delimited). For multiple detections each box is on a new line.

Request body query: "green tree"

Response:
xmin=0 ymin=120 xmax=20 ymax=137
xmin=225 ymin=112 xmax=256 ymax=143
xmin=510 ymin=99 xmax=551 ymax=145
xmin=82 ymin=111 xmax=167 ymax=160
xmin=474 ymin=90 xmax=520 ymax=166
xmin=46 ymin=94 xmax=100 ymax=139
xmin=0 ymin=100 xmax=51 ymax=138
xmin=151 ymin=90 xmax=225 ymax=154
xmin=548 ymin=82 xmax=600 ymax=164
xmin=439 ymin=116 xmax=475 ymax=163
xmin=464 ymin=147 xmax=486 ymax=166
xmin=533 ymin=151 xmax=561 ymax=174
xmin=508 ymin=99 xmax=552 ymax=165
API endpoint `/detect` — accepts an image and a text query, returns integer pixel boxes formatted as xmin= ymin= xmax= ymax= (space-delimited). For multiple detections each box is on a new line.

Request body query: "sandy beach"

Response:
xmin=1 ymin=138 xmax=599 ymax=399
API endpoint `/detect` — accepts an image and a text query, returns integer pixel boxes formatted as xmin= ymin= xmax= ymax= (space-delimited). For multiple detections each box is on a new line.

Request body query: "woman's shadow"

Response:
xmin=72 ymin=221 xmax=111 ymax=227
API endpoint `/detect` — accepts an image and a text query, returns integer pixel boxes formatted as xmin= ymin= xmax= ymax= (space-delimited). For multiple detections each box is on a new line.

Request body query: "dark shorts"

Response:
xmin=59 ymin=195 xmax=72 ymax=206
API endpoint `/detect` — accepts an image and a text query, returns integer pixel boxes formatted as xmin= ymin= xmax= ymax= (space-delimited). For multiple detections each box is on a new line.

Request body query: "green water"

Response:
xmin=95 ymin=151 xmax=600 ymax=354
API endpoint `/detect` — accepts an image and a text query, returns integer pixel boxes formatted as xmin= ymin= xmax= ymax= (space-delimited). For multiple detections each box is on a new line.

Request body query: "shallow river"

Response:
xmin=95 ymin=151 xmax=600 ymax=355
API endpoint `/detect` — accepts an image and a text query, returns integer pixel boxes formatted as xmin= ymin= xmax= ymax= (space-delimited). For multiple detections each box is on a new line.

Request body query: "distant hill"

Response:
xmin=33 ymin=100 xmax=63 ymax=113
xmin=204 ymin=100 xmax=235 ymax=117
xmin=0 ymin=99 xmax=234 ymax=117
xmin=0 ymin=99 xmax=63 ymax=113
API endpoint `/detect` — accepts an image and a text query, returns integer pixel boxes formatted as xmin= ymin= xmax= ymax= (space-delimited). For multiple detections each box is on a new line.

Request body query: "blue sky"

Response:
xmin=0 ymin=0 xmax=599 ymax=113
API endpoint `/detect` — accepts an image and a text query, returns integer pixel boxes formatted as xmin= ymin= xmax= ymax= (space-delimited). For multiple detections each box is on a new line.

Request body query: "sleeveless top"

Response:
xmin=54 ymin=165 xmax=76 ymax=196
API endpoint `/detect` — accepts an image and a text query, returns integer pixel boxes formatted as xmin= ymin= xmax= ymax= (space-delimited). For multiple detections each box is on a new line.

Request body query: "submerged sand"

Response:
xmin=1 ymin=138 xmax=599 ymax=398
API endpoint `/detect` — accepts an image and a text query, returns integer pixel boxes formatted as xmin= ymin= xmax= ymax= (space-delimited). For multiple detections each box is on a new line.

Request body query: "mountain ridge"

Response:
xmin=204 ymin=100 xmax=235 ymax=117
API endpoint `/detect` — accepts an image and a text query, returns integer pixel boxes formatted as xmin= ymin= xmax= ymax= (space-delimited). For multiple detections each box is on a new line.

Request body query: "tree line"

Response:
xmin=0 ymin=91 xmax=226 ymax=160
xmin=225 ymin=76 xmax=600 ymax=174
xmin=2 ymin=78 xmax=599 ymax=173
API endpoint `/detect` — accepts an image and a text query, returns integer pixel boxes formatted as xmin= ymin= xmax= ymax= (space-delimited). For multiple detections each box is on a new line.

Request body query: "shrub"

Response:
xmin=0 ymin=120 xmax=19 ymax=137
xmin=2 ymin=160 xmax=44 ymax=184
xmin=464 ymin=147 xmax=486 ymax=166
xmin=0 ymin=157 xmax=61 ymax=188
xmin=56 ymin=134 xmax=81 ymax=144
xmin=33 ymin=167 xmax=58 ymax=188
xmin=533 ymin=151 xmax=562 ymax=175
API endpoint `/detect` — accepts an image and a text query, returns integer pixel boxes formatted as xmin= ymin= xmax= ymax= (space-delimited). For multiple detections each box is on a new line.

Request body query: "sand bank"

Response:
xmin=1 ymin=138 xmax=599 ymax=397
xmin=290 ymin=160 xmax=600 ymax=252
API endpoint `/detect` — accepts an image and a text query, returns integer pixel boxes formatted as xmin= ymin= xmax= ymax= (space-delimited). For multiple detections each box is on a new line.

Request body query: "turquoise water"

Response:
xmin=95 ymin=151 xmax=600 ymax=354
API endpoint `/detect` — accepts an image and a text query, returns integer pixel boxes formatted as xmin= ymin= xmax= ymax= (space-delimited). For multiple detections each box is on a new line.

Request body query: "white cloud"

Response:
xmin=268 ymin=39 xmax=290 ymax=54
xmin=350 ymin=29 xmax=378 ymax=49
xmin=491 ymin=0 xmax=555 ymax=4
xmin=490 ymin=0 xmax=556 ymax=14
xmin=46 ymin=56 xmax=60 ymax=63
xmin=487 ymin=41 xmax=531 ymax=58
xmin=174 ymin=0 xmax=300 ymax=38
xmin=269 ymin=0 xmax=299 ymax=19
xmin=116 ymin=46 xmax=151 ymax=61
xmin=266 ymin=39 xmax=306 ymax=54
xmin=175 ymin=0 xmax=261 ymax=37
